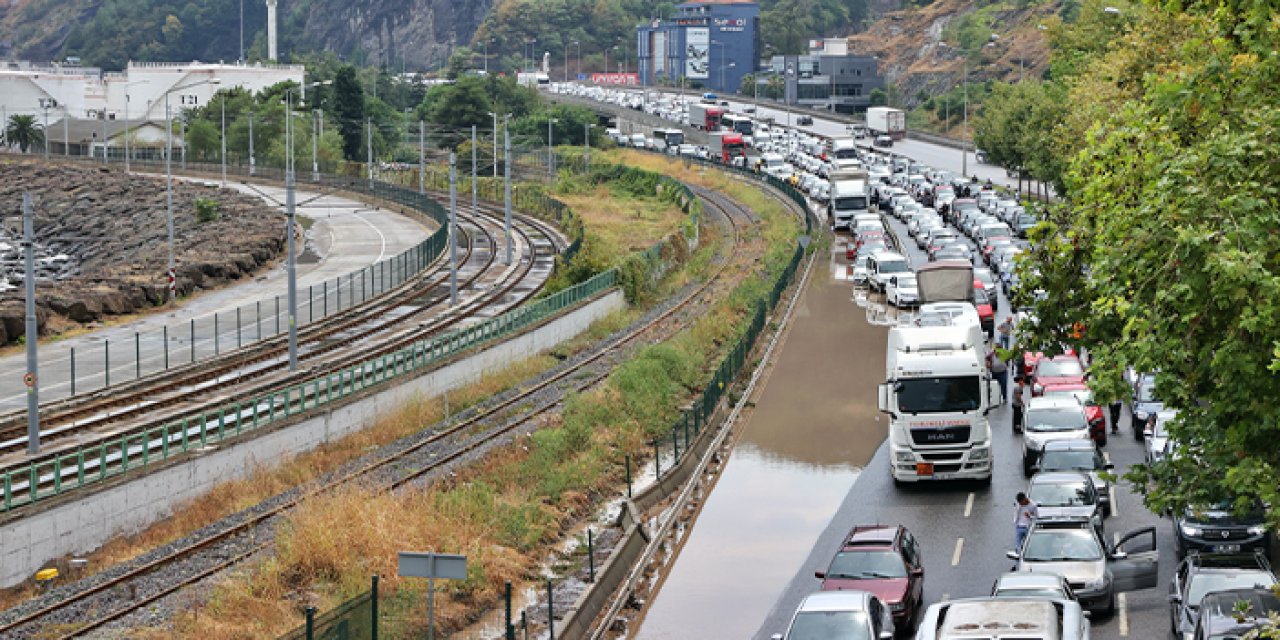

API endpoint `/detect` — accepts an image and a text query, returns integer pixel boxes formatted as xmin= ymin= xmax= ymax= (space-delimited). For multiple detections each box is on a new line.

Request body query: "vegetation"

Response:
xmin=193 ymin=197 xmax=220 ymax=223
xmin=2 ymin=115 xmax=44 ymax=153
xmin=979 ymin=0 xmax=1280 ymax=553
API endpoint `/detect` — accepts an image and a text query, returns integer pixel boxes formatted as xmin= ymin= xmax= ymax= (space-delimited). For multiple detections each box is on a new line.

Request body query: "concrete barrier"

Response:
xmin=0 ymin=290 xmax=626 ymax=589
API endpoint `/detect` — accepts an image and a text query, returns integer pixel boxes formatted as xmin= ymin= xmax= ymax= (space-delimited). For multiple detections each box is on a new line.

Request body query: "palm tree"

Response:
xmin=4 ymin=115 xmax=44 ymax=153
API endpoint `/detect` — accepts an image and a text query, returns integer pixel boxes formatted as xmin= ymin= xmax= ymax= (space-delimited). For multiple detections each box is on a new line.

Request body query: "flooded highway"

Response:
xmin=635 ymin=234 xmax=886 ymax=639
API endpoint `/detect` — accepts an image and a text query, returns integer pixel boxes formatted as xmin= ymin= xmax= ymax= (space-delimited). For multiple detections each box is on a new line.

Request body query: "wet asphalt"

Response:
xmin=752 ymin=206 xmax=1182 ymax=640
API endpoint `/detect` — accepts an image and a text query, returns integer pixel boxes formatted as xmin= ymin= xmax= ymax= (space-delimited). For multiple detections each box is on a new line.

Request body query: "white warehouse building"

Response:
xmin=0 ymin=60 xmax=306 ymax=124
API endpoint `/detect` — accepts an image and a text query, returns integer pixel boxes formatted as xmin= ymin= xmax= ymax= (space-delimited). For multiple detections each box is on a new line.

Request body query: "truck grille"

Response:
xmin=910 ymin=426 xmax=971 ymax=446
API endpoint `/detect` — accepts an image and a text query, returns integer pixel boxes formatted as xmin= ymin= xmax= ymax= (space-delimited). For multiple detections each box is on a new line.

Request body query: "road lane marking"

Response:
xmin=1111 ymin=483 xmax=1121 ymax=520
xmin=952 ymin=538 xmax=964 ymax=566
xmin=964 ymin=492 xmax=975 ymax=518
xmin=1118 ymin=593 xmax=1129 ymax=636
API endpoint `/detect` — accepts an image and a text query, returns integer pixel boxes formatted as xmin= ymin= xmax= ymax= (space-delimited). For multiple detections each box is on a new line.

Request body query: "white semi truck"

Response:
xmin=866 ymin=107 xmax=906 ymax=140
xmin=879 ymin=323 xmax=1000 ymax=483
xmin=827 ymin=168 xmax=870 ymax=230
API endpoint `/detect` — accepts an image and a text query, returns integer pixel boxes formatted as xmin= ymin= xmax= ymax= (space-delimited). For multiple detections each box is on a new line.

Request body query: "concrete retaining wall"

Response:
xmin=0 ymin=290 xmax=626 ymax=588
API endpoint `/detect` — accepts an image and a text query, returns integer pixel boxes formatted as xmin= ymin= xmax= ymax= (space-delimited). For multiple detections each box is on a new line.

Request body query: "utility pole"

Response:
xmin=366 ymin=118 xmax=374 ymax=187
xmin=221 ymin=97 xmax=227 ymax=186
xmin=490 ymin=112 xmax=499 ymax=178
xmin=504 ymin=125 xmax=513 ymax=265
xmin=311 ymin=109 xmax=320 ymax=181
xmin=471 ymin=125 xmax=478 ymax=215
xmin=962 ymin=60 xmax=969 ymax=178
xmin=584 ymin=122 xmax=591 ymax=166
xmin=63 ymin=117 xmax=68 ymax=158
xmin=418 ymin=120 xmax=425 ymax=194
xmin=22 ymin=193 xmax=39 ymax=455
xmin=239 ymin=0 xmax=245 ymax=63
xmin=179 ymin=115 xmax=186 ymax=169
xmin=165 ymin=103 xmax=176 ymax=304
xmin=547 ymin=118 xmax=557 ymax=178
xmin=448 ymin=152 xmax=459 ymax=305
xmin=249 ymin=111 xmax=256 ymax=175
xmin=286 ymin=91 xmax=299 ymax=370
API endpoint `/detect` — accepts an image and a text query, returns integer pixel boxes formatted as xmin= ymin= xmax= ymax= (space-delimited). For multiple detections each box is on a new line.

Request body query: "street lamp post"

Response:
xmin=720 ymin=61 xmax=736 ymax=95
xmin=221 ymin=95 xmax=227 ymax=185
xmin=573 ymin=41 xmax=582 ymax=81
xmin=163 ymin=77 xmax=221 ymax=305
xmin=249 ymin=111 xmax=256 ymax=175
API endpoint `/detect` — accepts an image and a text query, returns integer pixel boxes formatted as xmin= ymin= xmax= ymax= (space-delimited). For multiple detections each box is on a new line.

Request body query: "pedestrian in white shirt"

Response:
xmin=1014 ymin=492 xmax=1039 ymax=552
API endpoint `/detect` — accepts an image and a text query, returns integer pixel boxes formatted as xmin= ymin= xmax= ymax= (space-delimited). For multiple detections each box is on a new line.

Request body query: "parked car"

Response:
xmin=1143 ymin=408 xmax=1177 ymax=464
xmin=1191 ymin=587 xmax=1280 ymax=640
xmin=1027 ymin=472 xmax=1105 ymax=537
xmin=1021 ymin=397 xmax=1092 ymax=476
xmin=989 ymin=572 xmax=1076 ymax=601
xmin=1033 ymin=439 xmax=1113 ymax=516
xmin=772 ymin=590 xmax=895 ymax=640
xmin=1129 ymin=373 xmax=1163 ymax=440
xmin=1169 ymin=553 xmax=1277 ymax=639
xmin=1007 ymin=517 xmax=1159 ymax=614
xmin=1174 ymin=497 xmax=1272 ymax=559
xmin=814 ymin=524 xmax=925 ymax=631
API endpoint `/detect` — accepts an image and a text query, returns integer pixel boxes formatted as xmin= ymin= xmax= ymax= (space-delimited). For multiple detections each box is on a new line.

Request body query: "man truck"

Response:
xmin=708 ymin=132 xmax=747 ymax=164
xmin=879 ymin=260 xmax=998 ymax=484
xmin=866 ymin=107 xmax=906 ymax=140
xmin=827 ymin=168 xmax=870 ymax=230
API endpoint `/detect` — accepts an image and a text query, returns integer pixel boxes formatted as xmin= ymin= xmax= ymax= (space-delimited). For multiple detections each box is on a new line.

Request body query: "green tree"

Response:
xmin=332 ymin=65 xmax=366 ymax=161
xmin=868 ymin=88 xmax=887 ymax=107
xmin=4 ymin=114 xmax=44 ymax=153
xmin=424 ymin=77 xmax=493 ymax=148
xmin=1013 ymin=0 xmax=1280 ymax=535
xmin=185 ymin=118 xmax=220 ymax=161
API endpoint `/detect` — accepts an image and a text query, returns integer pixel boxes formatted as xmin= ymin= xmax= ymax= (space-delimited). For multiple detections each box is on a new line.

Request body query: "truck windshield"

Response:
xmin=896 ymin=377 xmax=982 ymax=413
xmin=834 ymin=148 xmax=858 ymax=160
xmin=834 ymin=196 xmax=868 ymax=211
xmin=664 ymin=132 xmax=684 ymax=145
xmin=876 ymin=259 xmax=908 ymax=274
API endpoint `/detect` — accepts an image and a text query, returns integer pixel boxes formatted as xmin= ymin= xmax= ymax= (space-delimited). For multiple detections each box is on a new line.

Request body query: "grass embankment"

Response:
xmin=151 ymin=165 xmax=800 ymax=638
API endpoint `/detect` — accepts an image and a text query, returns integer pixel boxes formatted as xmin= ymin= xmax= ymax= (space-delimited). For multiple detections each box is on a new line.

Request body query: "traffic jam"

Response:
xmin=549 ymin=82 xmax=1279 ymax=639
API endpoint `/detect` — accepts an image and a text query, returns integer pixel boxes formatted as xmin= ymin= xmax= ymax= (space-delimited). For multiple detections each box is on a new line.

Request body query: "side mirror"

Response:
xmin=771 ymin=634 xmax=784 ymax=640
xmin=1111 ymin=550 xmax=1128 ymax=560
xmin=1104 ymin=462 xmax=1115 ymax=470
xmin=878 ymin=384 xmax=891 ymax=414
xmin=1168 ymin=594 xmax=1182 ymax=604
xmin=988 ymin=380 xmax=1002 ymax=407
xmin=814 ymin=571 xmax=826 ymax=579
xmin=911 ymin=567 xmax=924 ymax=577
xmin=1006 ymin=550 xmax=1020 ymax=560
xmin=1143 ymin=428 xmax=1153 ymax=438
xmin=879 ymin=631 xmax=894 ymax=640
xmin=1082 ymin=611 xmax=1091 ymax=620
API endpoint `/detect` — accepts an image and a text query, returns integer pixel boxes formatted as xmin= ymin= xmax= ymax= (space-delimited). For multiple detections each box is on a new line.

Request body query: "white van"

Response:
xmin=867 ymin=251 xmax=909 ymax=293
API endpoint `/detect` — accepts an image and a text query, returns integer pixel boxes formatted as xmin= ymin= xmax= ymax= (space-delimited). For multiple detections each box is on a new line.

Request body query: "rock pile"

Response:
xmin=0 ymin=160 xmax=285 ymax=344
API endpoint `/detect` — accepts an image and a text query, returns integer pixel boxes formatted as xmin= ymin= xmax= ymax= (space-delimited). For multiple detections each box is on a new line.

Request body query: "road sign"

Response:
xmin=23 ymin=372 xmax=35 ymax=388
xmin=399 ymin=552 xmax=467 ymax=640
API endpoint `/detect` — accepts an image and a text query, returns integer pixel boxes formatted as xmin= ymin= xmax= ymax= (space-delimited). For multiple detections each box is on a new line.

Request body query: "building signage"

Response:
xmin=591 ymin=73 xmax=639 ymax=86
xmin=685 ymin=27 xmax=710 ymax=79
xmin=714 ymin=17 xmax=747 ymax=32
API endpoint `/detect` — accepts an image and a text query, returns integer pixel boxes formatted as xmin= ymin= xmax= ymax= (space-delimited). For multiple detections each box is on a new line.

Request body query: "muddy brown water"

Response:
xmin=635 ymin=238 xmax=887 ymax=639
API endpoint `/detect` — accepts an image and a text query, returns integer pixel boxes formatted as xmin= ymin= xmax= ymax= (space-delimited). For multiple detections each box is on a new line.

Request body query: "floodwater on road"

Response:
xmin=635 ymin=236 xmax=886 ymax=639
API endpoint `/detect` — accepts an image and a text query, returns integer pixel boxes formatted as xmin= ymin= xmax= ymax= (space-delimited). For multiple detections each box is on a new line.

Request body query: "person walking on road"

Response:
xmin=1011 ymin=377 xmax=1025 ymax=433
xmin=1014 ymin=492 xmax=1039 ymax=553
xmin=1109 ymin=400 xmax=1122 ymax=435
xmin=997 ymin=316 xmax=1013 ymax=350
xmin=989 ymin=348 xmax=1008 ymax=405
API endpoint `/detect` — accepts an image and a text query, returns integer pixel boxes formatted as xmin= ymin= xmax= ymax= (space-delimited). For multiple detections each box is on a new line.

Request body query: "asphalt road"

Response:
xmin=753 ymin=204 xmax=1177 ymax=640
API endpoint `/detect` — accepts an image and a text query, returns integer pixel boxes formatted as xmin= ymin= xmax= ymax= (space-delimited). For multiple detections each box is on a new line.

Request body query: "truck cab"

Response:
xmin=879 ymin=324 xmax=1000 ymax=483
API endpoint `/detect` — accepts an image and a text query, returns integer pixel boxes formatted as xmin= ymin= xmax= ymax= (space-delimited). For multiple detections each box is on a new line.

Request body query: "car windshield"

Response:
xmin=1038 ymin=359 xmax=1084 ymax=377
xmin=896 ymin=276 xmax=917 ymax=289
xmin=1024 ymin=407 xmax=1085 ymax=432
xmin=1040 ymin=451 xmax=1101 ymax=471
xmin=1044 ymin=389 xmax=1092 ymax=405
xmin=974 ymin=288 xmax=989 ymax=305
xmin=1022 ymin=529 xmax=1103 ymax=561
xmin=994 ymin=588 xmax=1066 ymax=599
xmin=788 ymin=611 xmax=871 ymax=640
xmin=975 ymin=270 xmax=996 ymax=286
xmin=1030 ymin=481 xmax=1094 ymax=506
xmin=826 ymin=550 xmax=908 ymax=579
xmin=896 ymin=377 xmax=982 ymax=413
xmin=877 ymin=259 xmax=909 ymax=274
xmin=1187 ymin=572 xmax=1277 ymax=607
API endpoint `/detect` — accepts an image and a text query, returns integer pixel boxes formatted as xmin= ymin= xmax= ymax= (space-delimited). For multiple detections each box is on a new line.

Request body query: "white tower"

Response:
xmin=266 ymin=0 xmax=279 ymax=61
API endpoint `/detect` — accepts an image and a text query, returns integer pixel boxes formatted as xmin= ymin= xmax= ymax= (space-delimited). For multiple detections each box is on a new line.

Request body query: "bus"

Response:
xmin=721 ymin=113 xmax=755 ymax=138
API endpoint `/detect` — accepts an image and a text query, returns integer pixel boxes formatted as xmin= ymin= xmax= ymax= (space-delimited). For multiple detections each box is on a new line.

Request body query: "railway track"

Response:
xmin=0 ymin=184 xmax=763 ymax=639
xmin=0 ymin=193 xmax=565 ymax=506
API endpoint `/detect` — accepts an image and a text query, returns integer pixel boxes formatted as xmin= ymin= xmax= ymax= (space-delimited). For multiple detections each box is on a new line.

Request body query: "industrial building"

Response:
xmin=761 ymin=39 xmax=885 ymax=114
xmin=635 ymin=0 xmax=760 ymax=94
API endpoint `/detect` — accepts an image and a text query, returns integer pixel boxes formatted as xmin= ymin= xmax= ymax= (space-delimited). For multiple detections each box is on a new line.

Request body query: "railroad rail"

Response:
xmin=0 ymin=182 xmax=758 ymax=639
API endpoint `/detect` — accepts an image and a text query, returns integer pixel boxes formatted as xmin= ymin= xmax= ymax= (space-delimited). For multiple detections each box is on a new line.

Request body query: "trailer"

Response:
xmin=708 ymin=132 xmax=747 ymax=164
xmin=866 ymin=107 xmax=906 ymax=140
xmin=688 ymin=103 xmax=724 ymax=131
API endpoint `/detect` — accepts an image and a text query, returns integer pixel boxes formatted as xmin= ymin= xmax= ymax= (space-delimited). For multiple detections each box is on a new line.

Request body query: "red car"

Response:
xmin=847 ymin=231 xmax=887 ymax=259
xmin=1024 ymin=352 xmax=1085 ymax=396
xmin=1041 ymin=383 xmax=1107 ymax=445
xmin=815 ymin=524 xmax=925 ymax=630
xmin=973 ymin=280 xmax=994 ymax=337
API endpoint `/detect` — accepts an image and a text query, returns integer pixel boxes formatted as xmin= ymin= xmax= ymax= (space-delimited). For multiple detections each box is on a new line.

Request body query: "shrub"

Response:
xmin=193 ymin=197 xmax=220 ymax=223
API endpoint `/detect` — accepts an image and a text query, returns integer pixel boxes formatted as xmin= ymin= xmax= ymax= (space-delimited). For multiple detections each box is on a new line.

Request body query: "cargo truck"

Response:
xmin=708 ymin=132 xmax=747 ymax=164
xmin=689 ymin=103 xmax=724 ymax=131
xmin=827 ymin=168 xmax=870 ymax=230
xmin=866 ymin=107 xmax=906 ymax=140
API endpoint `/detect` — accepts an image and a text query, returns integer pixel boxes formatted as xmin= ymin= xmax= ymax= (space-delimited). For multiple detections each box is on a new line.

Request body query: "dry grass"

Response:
xmin=554 ymin=183 xmax=687 ymax=256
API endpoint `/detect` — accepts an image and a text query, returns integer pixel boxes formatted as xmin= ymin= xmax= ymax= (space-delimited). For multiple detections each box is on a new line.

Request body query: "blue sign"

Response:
xmin=577 ymin=73 xmax=589 ymax=81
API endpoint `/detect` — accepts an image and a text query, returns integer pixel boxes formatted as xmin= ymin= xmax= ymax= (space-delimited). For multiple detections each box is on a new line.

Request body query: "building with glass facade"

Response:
xmin=635 ymin=0 xmax=760 ymax=94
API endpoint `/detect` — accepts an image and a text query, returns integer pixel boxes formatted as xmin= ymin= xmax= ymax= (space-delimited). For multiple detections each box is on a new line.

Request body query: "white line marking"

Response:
xmin=1118 ymin=592 xmax=1129 ymax=636
xmin=952 ymin=538 xmax=964 ymax=566
xmin=964 ymin=492 xmax=975 ymax=518
xmin=1111 ymin=483 xmax=1120 ymax=520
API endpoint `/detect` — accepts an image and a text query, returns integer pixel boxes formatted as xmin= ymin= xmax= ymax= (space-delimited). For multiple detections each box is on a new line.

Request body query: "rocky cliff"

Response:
xmin=0 ymin=161 xmax=284 ymax=344
xmin=297 ymin=0 xmax=492 ymax=69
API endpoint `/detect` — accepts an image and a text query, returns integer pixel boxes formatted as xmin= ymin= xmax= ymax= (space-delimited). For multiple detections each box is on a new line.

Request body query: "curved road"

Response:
xmin=0 ymin=177 xmax=431 ymax=414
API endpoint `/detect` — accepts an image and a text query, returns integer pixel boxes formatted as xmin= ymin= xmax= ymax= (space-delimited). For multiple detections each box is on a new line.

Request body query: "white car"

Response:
xmin=886 ymin=273 xmax=920 ymax=308
xmin=772 ymin=590 xmax=895 ymax=640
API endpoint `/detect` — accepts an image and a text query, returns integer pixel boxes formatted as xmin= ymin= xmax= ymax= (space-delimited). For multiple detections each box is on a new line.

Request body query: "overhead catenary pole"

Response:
xmin=22 ymin=193 xmax=39 ymax=455
xmin=491 ymin=112 xmax=498 ymax=178
xmin=221 ymin=96 xmax=227 ymax=185
xmin=367 ymin=118 xmax=374 ymax=187
xmin=584 ymin=122 xmax=591 ymax=165
xmin=248 ymin=110 xmax=256 ymax=175
xmin=471 ymin=125 xmax=478 ymax=214
xmin=449 ymin=152 xmax=459 ymax=305
xmin=63 ymin=116 xmax=68 ymax=157
xmin=165 ymin=100 xmax=176 ymax=304
xmin=311 ymin=109 xmax=320 ymax=181
xmin=286 ymin=92 xmax=299 ymax=370
xmin=962 ymin=59 xmax=969 ymax=178
xmin=504 ymin=124 xmax=513 ymax=265
xmin=418 ymin=120 xmax=425 ymax=194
